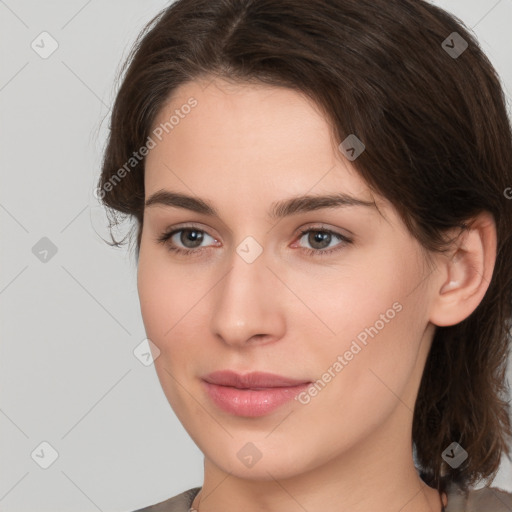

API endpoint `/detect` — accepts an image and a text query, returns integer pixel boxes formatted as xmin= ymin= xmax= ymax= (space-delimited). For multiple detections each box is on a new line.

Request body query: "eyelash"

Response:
xmin=156 ymin=224 xmax=353 ymax=258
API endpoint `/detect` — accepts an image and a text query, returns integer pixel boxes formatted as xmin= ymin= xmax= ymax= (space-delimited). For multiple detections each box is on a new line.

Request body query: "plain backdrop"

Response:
xmin=1 ymin=1 xmax=511 ymax=511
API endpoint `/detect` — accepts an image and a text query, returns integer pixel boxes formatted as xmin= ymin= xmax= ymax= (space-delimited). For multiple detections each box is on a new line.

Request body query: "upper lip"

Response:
xmin=203 ymin=370 xmax=311 ymax=389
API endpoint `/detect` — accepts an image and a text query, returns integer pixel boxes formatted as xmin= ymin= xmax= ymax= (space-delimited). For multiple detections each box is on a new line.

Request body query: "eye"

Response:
xmin=155 ymin=224 xmax=353 ymax=258
xmin=295 ymin=227 xmax=353 ymax=257
xmin=156 ymin=225 xmax=218 ymax=256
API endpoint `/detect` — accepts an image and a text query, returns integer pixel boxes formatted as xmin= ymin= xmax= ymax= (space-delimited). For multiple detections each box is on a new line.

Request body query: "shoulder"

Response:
xmin=445 ymin=482 xmax=512 ymax=512
xmin=467 ymin=485 xmax=512 ymax=511
xmin=130 ymin=487 xmax=201 ymax=512
xmin=129 ymin=484 xmax=512 ymax=512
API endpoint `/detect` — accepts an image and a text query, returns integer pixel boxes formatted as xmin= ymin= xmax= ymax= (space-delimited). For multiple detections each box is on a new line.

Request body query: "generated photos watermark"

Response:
xmin=94 ymin=97 xmax=198 ymax=200
xmin=295 ymin=301 xmax=403 ymax=405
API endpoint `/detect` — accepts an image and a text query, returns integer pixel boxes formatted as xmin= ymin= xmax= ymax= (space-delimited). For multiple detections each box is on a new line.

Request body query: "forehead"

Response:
xmin=144 ymin=78 xmax=382 ymax=215
xmin=153 ymin=77 xmax=325 ymax=126
xmin=149 ymin=78 xmax=336 ymax=158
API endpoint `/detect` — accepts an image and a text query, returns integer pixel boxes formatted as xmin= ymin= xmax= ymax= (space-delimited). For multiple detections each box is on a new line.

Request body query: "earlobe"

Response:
xmin=429 ymin=212 xmax=496 ymax=327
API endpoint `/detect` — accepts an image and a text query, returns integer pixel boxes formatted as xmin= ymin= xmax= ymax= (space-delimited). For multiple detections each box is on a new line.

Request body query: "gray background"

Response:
xmin=1 ymin=1 xmax=511 ymax=511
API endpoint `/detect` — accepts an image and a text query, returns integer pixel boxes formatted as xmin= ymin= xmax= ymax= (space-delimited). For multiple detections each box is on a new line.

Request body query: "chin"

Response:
xmin=199 ymin=435 xmax=324 ymax=481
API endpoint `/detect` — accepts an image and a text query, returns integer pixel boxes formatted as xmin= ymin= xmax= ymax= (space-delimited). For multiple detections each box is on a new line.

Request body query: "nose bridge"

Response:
xmin=210 ymin=235 xmax=282 ymax=346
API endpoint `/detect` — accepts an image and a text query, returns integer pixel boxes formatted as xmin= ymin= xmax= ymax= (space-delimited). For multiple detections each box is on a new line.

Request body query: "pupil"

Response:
xmin=311 ymin=231 xmax=330 ymax=249
xmin=183 ymin=229 xmax=203 ymax=247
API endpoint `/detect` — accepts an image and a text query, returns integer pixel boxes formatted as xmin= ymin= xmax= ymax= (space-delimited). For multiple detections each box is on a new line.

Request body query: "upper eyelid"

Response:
xmin=158 ymin=224 xmax=354 ymax=259
xmin=165 ymin=223 xmax=219 ymax=241
xmin=163 ymin=222 xmax=349 ymax=234
xmin=163 ymin=223 xmax=352 ymax=244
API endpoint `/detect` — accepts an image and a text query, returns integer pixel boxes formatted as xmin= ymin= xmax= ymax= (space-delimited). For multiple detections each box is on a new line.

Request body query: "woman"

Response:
xmin=97 ymin=1 xmax=512 ymax=511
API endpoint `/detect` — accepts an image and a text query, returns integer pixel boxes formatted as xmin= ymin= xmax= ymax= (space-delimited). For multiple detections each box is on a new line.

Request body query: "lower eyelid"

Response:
xmin=163 ymin=228 xmax=217 ymax=247
xmin=158 ymin=226 xmax=352 ymax=254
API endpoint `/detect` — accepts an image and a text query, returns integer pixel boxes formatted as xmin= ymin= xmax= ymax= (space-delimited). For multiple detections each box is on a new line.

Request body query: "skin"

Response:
xmin=137 ymin=77 xmax=496 ymax=512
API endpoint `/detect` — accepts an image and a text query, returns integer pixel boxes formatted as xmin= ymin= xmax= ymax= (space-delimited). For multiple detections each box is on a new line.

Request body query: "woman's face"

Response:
xmin=138 ymin=78 xmax=439 ymax=480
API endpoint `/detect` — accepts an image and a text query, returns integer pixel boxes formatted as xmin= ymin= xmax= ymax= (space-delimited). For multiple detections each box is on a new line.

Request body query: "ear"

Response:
xmin=429 ymin=211 xmax=497 ymax=327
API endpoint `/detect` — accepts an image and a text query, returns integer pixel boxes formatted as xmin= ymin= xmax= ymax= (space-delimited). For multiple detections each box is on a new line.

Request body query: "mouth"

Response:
xmin=201 ymin=370 xmax=312 ymax=417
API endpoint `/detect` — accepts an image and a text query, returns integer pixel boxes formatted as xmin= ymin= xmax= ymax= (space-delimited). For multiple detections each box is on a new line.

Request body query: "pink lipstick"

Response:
xmin=201 ymin=370 xmax=311 ymax=417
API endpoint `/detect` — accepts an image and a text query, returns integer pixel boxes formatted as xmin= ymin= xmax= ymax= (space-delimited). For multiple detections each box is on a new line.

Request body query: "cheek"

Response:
xmin=137 ymin=243 xmax=182 ymax=352
xmin=137 ymin=237 xmax=188 ymax=331
xmin=287 ymin=250 xmax=416 ymax=349
xmin=137 ymin=242 xmax=211 ymax=370
xmin=137 ymin=260 xmax=167 ymax=343
xmin=137 ymin=246 xmax=203 ymax=413
xmin=137 ymin=230 xmax=428 ymax=371
xmin=295 ymin=248 xmax=428 ymax=402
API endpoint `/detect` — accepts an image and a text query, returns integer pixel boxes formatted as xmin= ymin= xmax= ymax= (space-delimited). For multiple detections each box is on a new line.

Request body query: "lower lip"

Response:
xmin=202 ymin=381 xmax=311 ymax=417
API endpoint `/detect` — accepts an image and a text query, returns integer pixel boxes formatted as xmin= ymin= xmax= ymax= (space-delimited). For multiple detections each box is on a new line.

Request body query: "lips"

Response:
xmin=201 ymin=370 xmax=312 ymax=417
xmin=203 ymin=370 xmax=311 ymax=389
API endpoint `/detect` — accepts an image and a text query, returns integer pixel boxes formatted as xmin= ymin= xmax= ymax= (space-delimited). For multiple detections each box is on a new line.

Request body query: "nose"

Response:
xmin=210 ymin=242 xmax=286 ymax=349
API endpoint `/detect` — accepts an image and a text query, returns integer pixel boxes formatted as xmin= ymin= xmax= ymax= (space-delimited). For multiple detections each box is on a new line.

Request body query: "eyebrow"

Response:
xmin=144 ymin=190 xmax=376 ymax=219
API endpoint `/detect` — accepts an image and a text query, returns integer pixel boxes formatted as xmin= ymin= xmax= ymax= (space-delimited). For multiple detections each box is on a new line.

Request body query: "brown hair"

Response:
xmin=98 ymin=0 xmax=512 ymax=494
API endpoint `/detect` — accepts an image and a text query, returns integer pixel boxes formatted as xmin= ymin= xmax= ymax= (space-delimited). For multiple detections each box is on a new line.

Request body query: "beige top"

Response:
xmin=131 ymin=484 xmax=512 ymax=512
